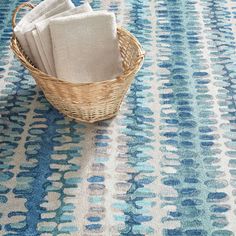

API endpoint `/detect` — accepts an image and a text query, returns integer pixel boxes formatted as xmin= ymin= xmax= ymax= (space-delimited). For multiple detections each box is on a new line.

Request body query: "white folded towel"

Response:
xmin=49 ymin=11 xmax=123 ymax=83
xmin=14 ymin=0 xmax=74 ymax=68
xmin=14 ymin=0 xmax=67 ymax=60
xmin=24 ymin=0 xmax=74 ymax=70
xmin=34 ymin=3 xmax=92 ymax=76
xmin=32 ymin=29 xmax=47 ymax=72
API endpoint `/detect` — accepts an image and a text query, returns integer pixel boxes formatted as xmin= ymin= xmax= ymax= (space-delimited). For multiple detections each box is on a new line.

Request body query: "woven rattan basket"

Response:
xmin=10 ymin=3 xmax=145 ymax=123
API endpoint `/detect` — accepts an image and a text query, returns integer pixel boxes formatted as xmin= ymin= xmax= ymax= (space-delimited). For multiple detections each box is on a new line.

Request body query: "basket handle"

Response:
xmin=12 ymin=2 xmax=34 ymax=29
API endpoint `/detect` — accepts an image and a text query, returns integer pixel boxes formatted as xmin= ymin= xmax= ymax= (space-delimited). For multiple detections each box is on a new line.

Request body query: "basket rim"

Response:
xmin=11 ymin=27 xmax=145 ymax=86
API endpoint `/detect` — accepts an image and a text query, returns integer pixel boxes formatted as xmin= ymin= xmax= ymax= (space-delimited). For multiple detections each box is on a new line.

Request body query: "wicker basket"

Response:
xmin=10 ymin=3 xmax=145 ymax=123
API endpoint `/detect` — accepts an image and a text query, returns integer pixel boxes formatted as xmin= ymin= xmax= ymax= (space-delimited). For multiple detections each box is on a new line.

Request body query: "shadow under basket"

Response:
xmin=10 ymin=2 xmax=145 ymax=123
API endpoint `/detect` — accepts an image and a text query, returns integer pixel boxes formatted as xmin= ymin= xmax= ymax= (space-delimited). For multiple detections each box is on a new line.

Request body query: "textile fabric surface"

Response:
xmin=13 ymin=0 xmax=71 ymax=63
xmin=1 ymin=0 xmax=236 ymax=235
xmin=35 ymin=3 xmax=93 ymax=76
xmin=50 ymin=10 xmax=122 ymax=83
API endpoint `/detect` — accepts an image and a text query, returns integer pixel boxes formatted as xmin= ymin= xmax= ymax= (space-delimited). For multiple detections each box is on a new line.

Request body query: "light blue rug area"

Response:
xmin=1 ymin=0 xmax=236 ymax=235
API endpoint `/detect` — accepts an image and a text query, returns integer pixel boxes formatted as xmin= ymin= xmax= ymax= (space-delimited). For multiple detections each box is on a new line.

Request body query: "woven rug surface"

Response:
xmin=1 ymin=0 xmax=236 ymax=235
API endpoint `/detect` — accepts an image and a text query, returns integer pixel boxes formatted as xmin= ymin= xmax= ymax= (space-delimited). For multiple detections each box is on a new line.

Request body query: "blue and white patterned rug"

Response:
xmin=1 ymin=0 xmax=236 ymax=235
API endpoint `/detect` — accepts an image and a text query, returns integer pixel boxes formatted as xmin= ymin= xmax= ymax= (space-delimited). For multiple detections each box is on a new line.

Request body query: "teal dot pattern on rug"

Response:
xmin=0 ymin=0 xmax=236 ymax=235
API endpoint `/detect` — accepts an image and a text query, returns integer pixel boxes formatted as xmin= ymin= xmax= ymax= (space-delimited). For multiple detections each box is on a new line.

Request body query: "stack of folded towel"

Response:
xmin=14 ymin=0 xmax=123 ymax=83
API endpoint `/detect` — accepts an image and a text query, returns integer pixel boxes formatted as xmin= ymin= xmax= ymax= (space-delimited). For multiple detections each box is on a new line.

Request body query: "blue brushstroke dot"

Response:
xmin=85 ymin=224 xmax=102 ymax=230
xmin=87 ymin=176 xmax=104 ymax=183
xmin=87 ymin=216 xmax=101 ymax=222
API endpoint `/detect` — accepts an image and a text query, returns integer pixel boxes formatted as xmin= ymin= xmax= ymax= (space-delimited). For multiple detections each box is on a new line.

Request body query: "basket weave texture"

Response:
xmin=10 ymin=2 xmax=145 ymax=123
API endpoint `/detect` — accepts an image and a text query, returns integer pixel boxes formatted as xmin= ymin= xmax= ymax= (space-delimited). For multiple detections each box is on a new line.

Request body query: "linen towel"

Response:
xmin=24 ymin=0 xmax=74 ymax=70
xmin=14 ymin=0 xmax=67 ymax=61
xmin=49 ymin=11 xmax=123 ymax=83
xmin=34 ymin=2 xmax=92 ymax=76
xmin=32 ymin=30 xmax=47 ymax=72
